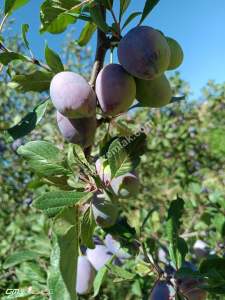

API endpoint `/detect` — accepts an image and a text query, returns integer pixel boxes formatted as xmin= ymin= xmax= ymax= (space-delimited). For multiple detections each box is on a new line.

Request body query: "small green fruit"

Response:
xmin=166 ymin=37 xmax=184 ymax=70
xmin=136 ymin=74 xmax=172 ymax=108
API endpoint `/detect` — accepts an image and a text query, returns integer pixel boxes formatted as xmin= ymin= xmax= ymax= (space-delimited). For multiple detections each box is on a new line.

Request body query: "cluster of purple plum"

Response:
xmin=152 ymin=244 xmax=209 ymax=300
xmin=76 ymin=235 xmax=207 ymax=300
xmin=76 ymin=234 xmax=130 ymax=295
xmin=50 ymin=26 xmax=183 ymax=149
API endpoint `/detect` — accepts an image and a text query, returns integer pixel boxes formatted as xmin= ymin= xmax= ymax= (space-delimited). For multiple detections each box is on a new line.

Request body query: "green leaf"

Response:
xmin=108 ymin=264 xmax=134 ymax=280
xmin=166 ymin=197 xmax=185 ymax=268
xmin=104 ymin=217 xmax=136 ymax=242
xmin=200 ymin=257 xmax=225 ymax=280
xmin=67 ymin=144 xmax=95 ymax=175
xmin=0 ymin=52 xmax=29 ymax=65
xmin=107 ymin=133 xmax=146 ymax=178
xmin=18 ymin=262 xmax=47 ymax=283
xmin=40 ymin=0 xmax=87 ymax=34
xmin=139 ymin=0 xmax=160 ymax=24
xmin=170 ymin=95 xmax=186 ymax=103
xmin=80 ymin=206 xmax=96 ymax=249
xmin=3 ymin=250 xmax=40 ymax=269
xmin=11 ymin=70 xmax=53 ymax=92
xmin=45 ymin=44 xmax=64 ymax=73
xmin=119 ymin=0 xmax=131 ymax=21
xmin=4 ymin=0 xmax=30 ymax=14
xmin=90 ymin=2 xmax=110 ymax=33
xmin=34 ymin=191 xmax=92 ymax=211
xmin=7 ymin=100 xmax=49 ymax=140
xmin=93 ymin=258 xmax=113 ymax=297
xmin=48 ymin=207 xmax=79 ymax=300
xmin=77 ymin=21 xmax=96 ymax=46
xmin=21 ymin=23 xmax=30 ymax=51
xmin=97 ymin=0 xmax=113 ymax=9
xmin=122 ymin=11 xmax=142 ymax=30
xmin=17 ymin=140 xmax=68 ymax=176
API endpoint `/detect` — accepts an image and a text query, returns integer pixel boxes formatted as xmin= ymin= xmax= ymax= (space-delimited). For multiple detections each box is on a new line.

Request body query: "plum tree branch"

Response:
xmin=0 ymin=13 xmax=9 ymax=33
xmin=89 ymin=6 xmax=109 ymax=89
xmin=0 ymin=41 xmax=51 ymax=72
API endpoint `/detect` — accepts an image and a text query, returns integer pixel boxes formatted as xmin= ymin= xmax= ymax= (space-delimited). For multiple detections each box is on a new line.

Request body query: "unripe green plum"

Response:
xmin=95 ymin=158 xmax=111 ymax=185
xmin=50 ymin=71 xmax=96 ymax=118
xmin=92 ymin=193 xmax=118 ymax=228
xmin=56 ymin=111 xmax=96 ymax=148
xmin=86 ymin=245 xmax=112 ymax=271
xmin=118 ymin=26 xmax=171 ymax=80
xmin=136 ymin=74 xmax=172 ymax=108
xmin=149 ymin=281 xmax=175 ymax=300
xmin=166 ymin=37 xmax=184 ymax=70
xmin=111 ymin=173 xmax=139 ymax=198
xmin=76 ymin=256 xmax=95 ymax=295
xmin=96 ymin=64 xmax=136 ymax=117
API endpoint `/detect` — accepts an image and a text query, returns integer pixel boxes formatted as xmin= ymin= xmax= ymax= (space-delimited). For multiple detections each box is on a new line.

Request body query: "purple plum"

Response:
xmin=150 ymin=281 xmax=175 ymax=300
xmin=118 ymin=26 xmax=171 ymax=80
xmin=96 ymin=64 xmax=136 ymax=117
xmin=76 ymin=256 xmax=95 ymax=295
xmin=95 ymin=158 xmax=111 ymax=185
xmin=56 ymin=111 xmax=96 ymax=148
xmin=50 ymin=71 xmax=96 ymax=118
xmin=111 ymin=173 xmax=139 ymax=198
xmin=86 ymin=245 xmax=112 ymax=271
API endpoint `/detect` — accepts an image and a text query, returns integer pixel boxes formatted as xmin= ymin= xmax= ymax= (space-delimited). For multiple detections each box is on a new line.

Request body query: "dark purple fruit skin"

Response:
xmin=96 ymin=64 xmax=136 ymax=117
xmin=50 ymin=72 xmax=96 ymax=118
xmin=150 ymin=281 xmax=174 ymax=300
xmin=56 ymin=112 xmax=96 ymax=148
xmin=118 ymin=26 xmax=171 ymax=80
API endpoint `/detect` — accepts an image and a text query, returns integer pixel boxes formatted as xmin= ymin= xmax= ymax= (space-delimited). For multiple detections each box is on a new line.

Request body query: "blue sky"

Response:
xmin=6 ymin=0 xmax=225 ymax=98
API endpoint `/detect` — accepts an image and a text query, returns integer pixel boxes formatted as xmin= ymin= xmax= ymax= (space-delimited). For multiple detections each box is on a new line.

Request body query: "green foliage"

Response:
xmin=77 ymin=22 xmax=96 ymax=46
xmin=11 ymin=70 xmax=53 ymax=92
xmin=7 ymin=100 xmax=49 ymax=140
xmin=0 ymin=52 xmax=29 ymax=65
xmin=139 ymin=0 xmax=160 ymax=24
xmin=107 ymin=133 xmax=146 ymax=178
xmin=4 ymin=0 xmax=30 ymax=15
xmin=45 ymin=45 xmax=64 ymax=73
xmin=48 ymin=207 xmax=79 ymax=300
xmin=80 ymin=206 xmax=96 ymax=249
xmin=17 ymin=140 xmax=68 ymax=176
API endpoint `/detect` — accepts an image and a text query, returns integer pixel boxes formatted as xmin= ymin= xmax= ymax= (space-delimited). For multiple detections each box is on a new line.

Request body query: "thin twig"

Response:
xmin=0 ymin=13 xmax=8 ymax=33
xmin=107 ymin=0 xmax=121 ymax=37
xmin=70 ymin=0 xmax=94 ymax=12
xmin=0 ymin=41 xmax=51 ymax=72
xmin=89 ymin=9 xmax=109 ymax=88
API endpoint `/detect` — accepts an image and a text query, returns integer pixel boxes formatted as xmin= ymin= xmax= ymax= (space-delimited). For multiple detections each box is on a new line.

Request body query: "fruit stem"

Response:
xmin=89 ymin=5 xmax=109 ymax=89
